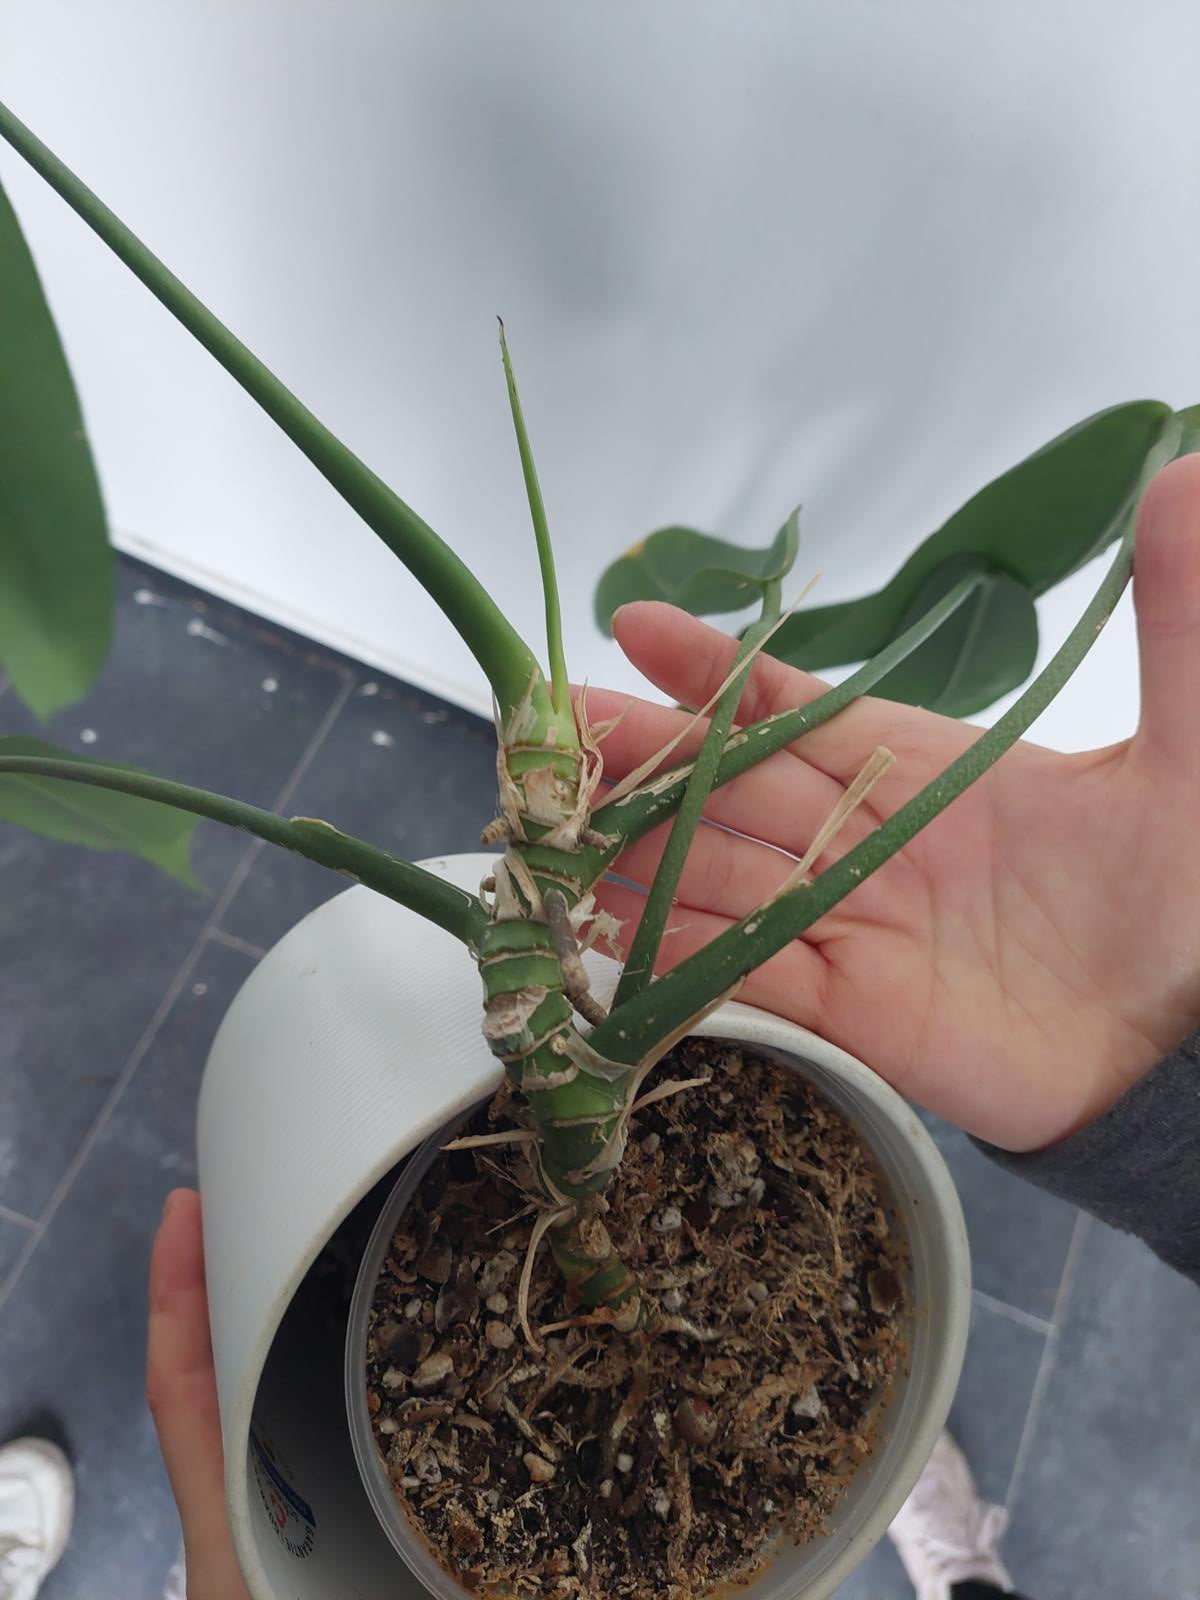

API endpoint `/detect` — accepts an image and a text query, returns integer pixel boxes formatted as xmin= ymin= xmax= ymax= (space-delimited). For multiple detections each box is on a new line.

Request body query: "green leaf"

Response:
xmin=0 ymin=736 xmax=199 ymax=887
xmin=594 ymin=508 xmax=800 ymax=634
xmin=0 ymin=102 xmax=547 ymax=729
xmin=768 ymin=400 xmax=1175 ymax=672
xmin=0 ymin=177 xmax=113 ymax=718
xmin=1174 ymin=403 xmax=1200 ymax=459
xmin=0 ymin=742 xmax=487 ymax=940
xmin=870 ymin=556 xmax=1039 ymax=717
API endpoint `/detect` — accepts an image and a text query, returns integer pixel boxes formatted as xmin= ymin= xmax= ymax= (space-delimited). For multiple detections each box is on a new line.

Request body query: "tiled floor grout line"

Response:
xmin=0 ymin=673 xmax=357 ymax=1313
xmin=206 ymin=926 xmax=269 ymax=961
xmin=0 ymin=1203 xmax=40 ymax=1233
xmin=1003 ymin=1209 xmax=1090 ymax=1513
xmin=970 ymin=1287 xmax=1054 ymax=1338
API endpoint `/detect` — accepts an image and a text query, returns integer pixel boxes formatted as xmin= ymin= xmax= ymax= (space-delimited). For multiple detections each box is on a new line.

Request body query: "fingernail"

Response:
xmin=162 ymin=1190 xmax=181 ymax=1223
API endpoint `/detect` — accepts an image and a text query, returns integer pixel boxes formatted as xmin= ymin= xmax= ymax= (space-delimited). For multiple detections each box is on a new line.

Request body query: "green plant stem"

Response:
xmin=0 ymin=100 xmax=545 ymax=724
xmin=0 ymin=754 xmax=484 ymax=941
xmin=610 ymin=581 xmax=783 ymax=1007
xmin=498 ymin=321 xmax=571 ymax=720
xmin=584 ymin=569 xmax=988 ymax=869
xmin=590 ymin=529 xmax=1135 ymax=1066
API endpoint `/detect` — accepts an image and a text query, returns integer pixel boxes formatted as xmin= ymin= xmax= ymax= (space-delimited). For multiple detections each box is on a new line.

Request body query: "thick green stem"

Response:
xmin=611 ymin=580 xmax=783 ymax=1007
xmin=0 ymin=100 xmax=544 ymax=723
xmin=474 ymin=908 xmax=641 ymax=1322
xmin=590 ymin=530 xmax=1135 ymax=1066
xmin=0 ymin=754 xmax=484 ymax=941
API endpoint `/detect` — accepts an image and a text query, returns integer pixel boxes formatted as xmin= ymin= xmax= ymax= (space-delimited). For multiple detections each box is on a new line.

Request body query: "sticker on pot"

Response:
xmin=250 ymin=1427 xmax=317 ymax=1559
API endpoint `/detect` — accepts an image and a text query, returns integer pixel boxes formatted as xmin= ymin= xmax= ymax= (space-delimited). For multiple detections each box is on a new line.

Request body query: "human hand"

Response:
xmin=588 ymin=456 xmax=1200 ymax=1152
xmin=148 ymin=1188 xmax=253 ymax=1600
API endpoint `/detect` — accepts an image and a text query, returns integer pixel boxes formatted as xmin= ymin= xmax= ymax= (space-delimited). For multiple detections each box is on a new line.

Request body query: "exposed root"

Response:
xmin=543 ymin=887 xmax=608 ymax=1025
xmin=538 ymin=1306 xmax=632 ymax=1339
xmin=605 ymin=1328 xmax=651 ymax=1469
xmin=443 ymin=1129 xmax=537 ymax=1153
xmin=517 ymin=1204 xmax=572 ymax=1354
xmin=656 ymin=1315 xmax=721 ymax=1343
xmin=630 ymin=1075 xmax=711 ymax=1115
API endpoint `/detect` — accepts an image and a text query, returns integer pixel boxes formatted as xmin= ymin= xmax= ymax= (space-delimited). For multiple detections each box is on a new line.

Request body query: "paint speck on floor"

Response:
xmin=79 ymin=728 xmax=98 ymax=745
xmin=186 ymin=616 xmax=229 ymax=646
xmin=191 ymin=982 xmax=207 ymax=997
xmin=261 ymin=677 xmax=279 ymax=694
xmin=358 ymin=681 xmax=380 ymax=698
xmin=371 ymin=729 xmax=395 ymax=748
xmin=421 ymin=709 xmax=449 ymax=725
xmin=133 ymin=587 xmax=165 ymax=607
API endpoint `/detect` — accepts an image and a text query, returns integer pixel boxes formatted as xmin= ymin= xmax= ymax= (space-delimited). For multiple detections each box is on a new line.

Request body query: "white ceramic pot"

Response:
xmin=198 ymin=853 xmax=970 ymax=1600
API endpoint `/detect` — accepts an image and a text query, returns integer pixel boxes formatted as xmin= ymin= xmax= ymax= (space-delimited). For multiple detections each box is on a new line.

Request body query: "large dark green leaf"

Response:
xmin=0 ymin=178 xmax=113 ymax=717
xmin=870 ymin=556 xmax=1038 ymax=717
xmin=0 ymin=736 xmax=199 ymax=886
xmin=595 ymin=509 xmax=799 ymax=634
xmin=768 ymin=400 xmax=1175 ymax=671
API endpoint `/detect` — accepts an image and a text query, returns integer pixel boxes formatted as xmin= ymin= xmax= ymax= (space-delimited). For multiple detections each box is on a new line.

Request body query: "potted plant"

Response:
xmin=0 ymin=98 xmax=1194 ymax=1599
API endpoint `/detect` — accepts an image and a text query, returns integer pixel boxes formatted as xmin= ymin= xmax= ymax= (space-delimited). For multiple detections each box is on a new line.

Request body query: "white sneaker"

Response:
xmin=888 ymin=1432 xmax=1013 ymax=1600
xmin=0 ymin=1440 xmax=74 ymax=1600
xmin=162 ymin=1548 xmax=187 ymax=1599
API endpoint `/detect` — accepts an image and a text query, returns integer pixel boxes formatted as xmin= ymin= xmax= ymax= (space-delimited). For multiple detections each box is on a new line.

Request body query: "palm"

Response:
xmin=766 ymin=717 xmax=1185 ymax=1150
xmin=588 ymin=462 xmax=1200 ymax=1150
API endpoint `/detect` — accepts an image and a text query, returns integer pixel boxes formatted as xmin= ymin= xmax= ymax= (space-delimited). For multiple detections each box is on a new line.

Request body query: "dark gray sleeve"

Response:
xmin=971 ymin=1034 xmax=1200 ymax=1285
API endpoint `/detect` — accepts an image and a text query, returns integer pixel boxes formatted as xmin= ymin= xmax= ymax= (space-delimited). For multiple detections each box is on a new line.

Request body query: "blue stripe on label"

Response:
xmin=251 ymin=1432 xmax=317 ymax=1528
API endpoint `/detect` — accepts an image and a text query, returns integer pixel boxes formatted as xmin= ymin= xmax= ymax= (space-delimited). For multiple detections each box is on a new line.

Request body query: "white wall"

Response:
xmin=4 ymin=2 xmax=1197 ymax=749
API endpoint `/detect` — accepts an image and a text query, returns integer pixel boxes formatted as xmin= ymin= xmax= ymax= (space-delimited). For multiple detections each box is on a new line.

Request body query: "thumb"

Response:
xmin=147 ymin=1189 xmax=252 ymax=1600
xmin=1133 ymin=454 xmax=1200 ymax=768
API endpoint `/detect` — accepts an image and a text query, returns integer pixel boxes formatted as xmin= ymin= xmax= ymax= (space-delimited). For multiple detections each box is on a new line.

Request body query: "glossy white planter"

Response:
xmin=198 ymin=854 xmax=970 ymax=1600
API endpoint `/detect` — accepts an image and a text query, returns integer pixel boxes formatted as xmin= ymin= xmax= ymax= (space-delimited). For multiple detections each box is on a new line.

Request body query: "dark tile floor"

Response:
xmin=1 ymin=558 xmax=1195 ymax=1599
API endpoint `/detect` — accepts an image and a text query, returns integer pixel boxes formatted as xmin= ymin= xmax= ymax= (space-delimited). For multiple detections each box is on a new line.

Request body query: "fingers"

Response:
xmin=592 ymin=879 xmax=831 ymax=1028
xmin=609 ymin=601 xmax=913 ymax=784
xmin=1133 ymin=454 xmax=1200 ymax=768
xmin=610 ymin=809 xmax=883 ymax=927
xmin=584 ymin=688 xmax=859 ymax=855
xmin=148 ymin=1189 xmax=251 ymax=1599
